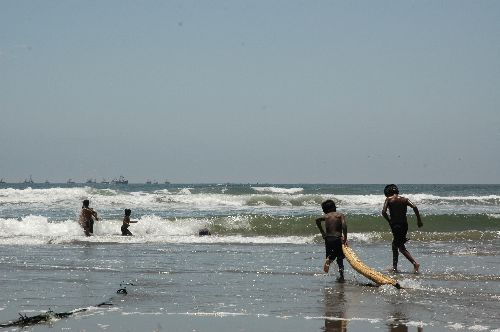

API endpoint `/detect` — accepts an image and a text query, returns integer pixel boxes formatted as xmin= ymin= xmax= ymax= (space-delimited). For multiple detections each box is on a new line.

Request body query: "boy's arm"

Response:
xmin=381 ymin=198 xmax=391 ymax=223
xmin=341 ymin=214 xmax=347 ymax=245
xmin=407 ymin=199 xmax=423 ymax=227
xmin=315 ymin=217 xmax=326 ymax=239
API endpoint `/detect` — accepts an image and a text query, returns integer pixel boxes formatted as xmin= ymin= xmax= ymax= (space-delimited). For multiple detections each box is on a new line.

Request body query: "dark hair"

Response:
xmin=321 ymin=199 xmax=336 ymax=213
xmin=125 ymin=209 xmax=131 ymax=216
xmin=384 ymin=184 xmax=399 ymax=197
xmin=82 ymin=199 xmax=90 ymax=208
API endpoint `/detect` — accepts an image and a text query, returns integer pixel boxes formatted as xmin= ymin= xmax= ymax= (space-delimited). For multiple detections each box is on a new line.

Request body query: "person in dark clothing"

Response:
xmin=121 ymin=209 xmax=138 ymax=236
xmin=382 ymin=184 xmax=423 ymax=273
xmin=79 ymin=199 xmax=99 ymax=236
xmin=316 ymin=199 xmax=348 ymax=282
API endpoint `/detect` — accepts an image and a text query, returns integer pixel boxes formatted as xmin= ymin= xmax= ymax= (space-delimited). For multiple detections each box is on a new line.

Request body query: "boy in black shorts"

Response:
xmin=121 ymin=209 xmax=139 ymax=236
xmin=316 ymin=200 xmax=348 ymax=282
xmin=382 ymin=184 xmax=423 ymax=273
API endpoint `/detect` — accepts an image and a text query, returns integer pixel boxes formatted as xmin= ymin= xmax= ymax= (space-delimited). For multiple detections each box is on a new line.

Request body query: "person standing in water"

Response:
xmin=121 ymin=209 xmax=139 ymax=236
xmin=316 ymin=199 xmax=348 ymax=282
xmin=79 ymin=199 xmax=99 ymax=236
xmin=382 ymin=184 xmax=423 ymax=273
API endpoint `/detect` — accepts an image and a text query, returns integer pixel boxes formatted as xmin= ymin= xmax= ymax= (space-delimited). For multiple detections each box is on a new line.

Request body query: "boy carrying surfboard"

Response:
xmin=316 ymin=199 xmax=347 ymax=282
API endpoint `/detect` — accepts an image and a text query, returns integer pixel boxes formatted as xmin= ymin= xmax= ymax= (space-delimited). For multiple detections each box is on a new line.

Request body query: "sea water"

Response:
xmin=0 ymin=183 xmax=499 ymax=331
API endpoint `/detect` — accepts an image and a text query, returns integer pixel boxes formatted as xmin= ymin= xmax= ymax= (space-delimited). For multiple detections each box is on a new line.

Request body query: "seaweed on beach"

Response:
xmin=0 ymin=309 xmax=85 ymax=328
xmin=0 ymin=284 xmax=130 ymax=328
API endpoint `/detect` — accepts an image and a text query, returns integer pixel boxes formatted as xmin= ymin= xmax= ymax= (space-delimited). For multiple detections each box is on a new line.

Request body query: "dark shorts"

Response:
xmin=81 ymin=219 xmax=94 ymax=236
xmin=391 ymin=223 xmax=408 ymax=248
xmin=325 ymin=236 xmax=345 ymax=261
xmin=121 ymin=225 xmax=132 ymax=236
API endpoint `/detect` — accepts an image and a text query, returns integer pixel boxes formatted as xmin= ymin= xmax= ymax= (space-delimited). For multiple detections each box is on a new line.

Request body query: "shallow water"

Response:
xmin=0 ymin=183 xmax=499 ymax=331
xmin=1 ymin=240 xmax=498 ymax=331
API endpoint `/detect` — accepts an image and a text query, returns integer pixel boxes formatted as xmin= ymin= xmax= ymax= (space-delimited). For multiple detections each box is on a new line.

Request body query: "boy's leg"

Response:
xmin=400 ymin=247 xmax=420 ymax=273
xmin=392 ymin=243 xmax=399 ymax=272
xmin=323 ymin=257 xmax=332 ymax=273
xmin=337 ymin=259 xmax=345 ymax=282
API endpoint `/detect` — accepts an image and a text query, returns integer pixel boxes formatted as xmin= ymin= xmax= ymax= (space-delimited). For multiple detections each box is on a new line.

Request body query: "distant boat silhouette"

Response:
xmin=86 ymin=178 xmax=96 ymax=184
xmin=101 ymin=178 xmax=110 ymax=184
xmin=67 ymin=179 xmax=75 ymax=184
xmin=112 ymin=176 xmax=128 ymax=185
xmin=0 ymin=178 xmax=5 ymax=184
xmin=24 ymin=175 xmax=34 ymax=184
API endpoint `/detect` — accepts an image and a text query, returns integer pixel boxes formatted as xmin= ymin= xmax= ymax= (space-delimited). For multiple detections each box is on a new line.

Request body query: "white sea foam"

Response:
xmin=252 ymin=187 xmax=304 ymax=194
xmin=404 ymin=321 xmax=428 ymax=327
xmin=0 ymin=215 xmax=82 ymax=237
xmin=0 ymin=215 xmax=312 ymax=245
xmin=179 ymin=188 xmax=193 ymax=195
xmin=468 ymin=325 xmax=490 ymax=331
xmin=446 ymin=323 xmax=465 ymax=330
xmin=0 ymin=187 xmax=89 ymax=205
xmin=1 ymin=186 xmax=499 ymax=217
xmin=347 ymin=232 xmax=382 ymax=243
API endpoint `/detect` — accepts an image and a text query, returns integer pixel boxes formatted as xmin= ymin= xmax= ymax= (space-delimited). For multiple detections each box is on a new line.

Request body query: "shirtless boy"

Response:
xmin=121 ymin=209 xmax=138 ymax=236
xmin=382 ymin=184 xmax=423 ymax=273
xmin=79 ymin=199 xmax=99 ymax=236
xmin=316 ymin=199 xmax=347 ymax=282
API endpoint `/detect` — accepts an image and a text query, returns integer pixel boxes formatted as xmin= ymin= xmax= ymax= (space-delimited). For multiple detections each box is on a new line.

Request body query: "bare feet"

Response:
xmin=413 ymin=262 xmax=420 ymax=274
xmin=323 ymin=259 xmax=331 ymax=273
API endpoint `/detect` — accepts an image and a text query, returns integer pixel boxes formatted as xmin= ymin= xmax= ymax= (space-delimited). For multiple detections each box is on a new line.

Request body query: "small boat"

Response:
xmin=86 ymin=178 xmax=96 ymax=184
xmin=146 ymin=180 xmax=152 ymax=184
xmin=67 ymin=179 xmax=75 ymax=184
xmin=101 ymin=178 xmax=110 ymax=184
xmin=24 ymin=175 xmax=34 ymax=184
xmin=112 ymin=176 xmax=128 ymax=185
xmin=0 ymin=178 xmax=5 ymax=184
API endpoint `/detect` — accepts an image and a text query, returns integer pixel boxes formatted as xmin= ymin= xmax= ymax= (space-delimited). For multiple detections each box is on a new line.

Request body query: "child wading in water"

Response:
xmin=79 ymin=199 xmax=99 ymax=236
xmin=316 ymin=199 xmax=348 ymax=282
xmin=121 ymin=209 xmax=139 ymax=236
xmin=382 ymin=184 xmax=423 ymax=273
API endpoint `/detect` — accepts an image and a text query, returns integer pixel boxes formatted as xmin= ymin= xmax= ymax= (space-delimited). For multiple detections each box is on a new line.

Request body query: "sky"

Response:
xmin=1 ymin=1 xmax=499 ymax=184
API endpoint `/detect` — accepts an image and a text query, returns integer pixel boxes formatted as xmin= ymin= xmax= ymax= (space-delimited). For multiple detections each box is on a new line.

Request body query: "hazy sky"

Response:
xmin=1 ymin=1 xmax=499 ymax=184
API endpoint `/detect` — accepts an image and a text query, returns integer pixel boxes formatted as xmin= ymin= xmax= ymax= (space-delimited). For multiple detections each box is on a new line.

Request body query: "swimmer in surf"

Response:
xmin=316 ymin=199 xmax=347 ymax=282
xmin=121 ymin=209 xmax=138 ymax=236
xmin=382 ymin=184 xmax=423 ymax=273
xmin=79 ymin=199 xmax=99 ymax=236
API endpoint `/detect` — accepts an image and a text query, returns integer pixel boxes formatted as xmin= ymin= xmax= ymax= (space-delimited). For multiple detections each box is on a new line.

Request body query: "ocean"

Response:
xmin=0 ymin=183 xmax=499 ymax=331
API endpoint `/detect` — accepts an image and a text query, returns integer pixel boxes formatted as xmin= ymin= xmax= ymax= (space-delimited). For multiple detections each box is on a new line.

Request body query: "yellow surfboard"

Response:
xmin=342 ymin=244 xmax=401 ymax=289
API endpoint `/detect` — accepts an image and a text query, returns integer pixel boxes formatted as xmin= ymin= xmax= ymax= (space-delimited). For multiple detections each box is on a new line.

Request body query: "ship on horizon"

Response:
xmin=112 ymin=176 xmax=128 ymax=185
xmin=24 ymin=175 xmax=34 ymax=184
